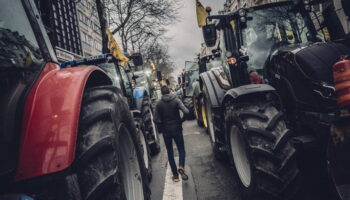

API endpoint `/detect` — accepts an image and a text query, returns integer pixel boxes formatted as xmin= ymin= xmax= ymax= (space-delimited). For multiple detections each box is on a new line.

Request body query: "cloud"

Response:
xmin=165 ymin=0 xmax=225 ymax=77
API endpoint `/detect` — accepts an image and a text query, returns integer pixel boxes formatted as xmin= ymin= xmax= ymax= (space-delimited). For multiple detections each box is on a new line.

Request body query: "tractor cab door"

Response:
xmin=0 ymin=0 xmax=57 ymax=184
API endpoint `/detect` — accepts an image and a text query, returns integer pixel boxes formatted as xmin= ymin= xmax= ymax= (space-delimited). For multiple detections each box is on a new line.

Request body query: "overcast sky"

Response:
xmin=165 ymin=0 xmax=225 ymax=77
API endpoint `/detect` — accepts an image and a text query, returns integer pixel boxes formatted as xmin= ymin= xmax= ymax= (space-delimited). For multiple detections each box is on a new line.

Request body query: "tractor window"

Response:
xmin=241 ymin=4 xmax=317 ymax=70
xmin=0 ymin=0 xmax=44 ymax=69
xmin=184 ymin=61 xmax=199 ymax=97
xmin=98 ymin=63 xmax=122 ymax=89
xmin=120 ymin=67 xmax=132 ymax=97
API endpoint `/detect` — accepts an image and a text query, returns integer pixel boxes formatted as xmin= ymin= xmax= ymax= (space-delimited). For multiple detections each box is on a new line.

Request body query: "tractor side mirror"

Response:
xmin=202 ymin=24 xmax=217 ymax=47
xmin=130 ymin=53 xmax=143 ymax=66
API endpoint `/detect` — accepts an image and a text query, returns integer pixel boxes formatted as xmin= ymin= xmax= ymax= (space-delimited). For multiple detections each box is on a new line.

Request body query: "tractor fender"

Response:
xmin=133 ymin=86 xmax=148 ymax=112
xmin=15 ymin=62 xmax=112 ymax=182
xmin=200 ymin=68 xmax=228 ymax=107
xmin=222 ymin=84 xmax=277 ymax=104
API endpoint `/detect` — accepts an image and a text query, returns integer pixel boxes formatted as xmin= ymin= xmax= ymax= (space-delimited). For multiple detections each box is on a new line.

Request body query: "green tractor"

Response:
xmin=199 ymin=1 xmax=350 ymax=199
xmin=180 ymin=61 xmax=199 ymax=120
xmin=192 ymin=51 xmax=222 ymax=128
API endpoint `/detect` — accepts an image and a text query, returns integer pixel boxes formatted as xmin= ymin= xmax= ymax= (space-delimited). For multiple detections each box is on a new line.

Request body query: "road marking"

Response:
xmin=162 ymin=161 xmax=183 ymax=200
xmin=183 ymin=131 xmax=201 ymax=136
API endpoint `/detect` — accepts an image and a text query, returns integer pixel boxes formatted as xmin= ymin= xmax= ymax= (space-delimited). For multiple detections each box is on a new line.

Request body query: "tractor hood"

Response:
xmin=268 ymin=42 xmax=350 ymax=112
xmin=272 ymin=42 xmax=350 ymax=84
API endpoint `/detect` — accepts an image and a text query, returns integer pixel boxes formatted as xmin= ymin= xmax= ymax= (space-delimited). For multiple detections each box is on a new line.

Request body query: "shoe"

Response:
xmin=178 ymin=166 xmax=188 ymax=181
xmin=172 ymin=175 xmax=180 ymax=182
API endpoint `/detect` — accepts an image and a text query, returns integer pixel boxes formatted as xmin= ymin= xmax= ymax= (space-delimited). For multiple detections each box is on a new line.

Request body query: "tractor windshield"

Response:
xmin=184 ymin=61 xmax=199 ymax=96
xmin=98 ymin=63 xmax=122 ymax=88
xmin=241 ymin=4 xmax=317 ymax=70
xmin=0 ymin=0 xmax=44 ymax=68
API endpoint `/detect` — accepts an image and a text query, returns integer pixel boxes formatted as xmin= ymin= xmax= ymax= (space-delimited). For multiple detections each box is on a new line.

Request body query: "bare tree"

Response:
xmin=107 ymin=0 xmax=180 ymax=51
xmin=95 ymin=0 xmax=178 ymax=74
xmin=142 ymin=40 xmax=174 ymax=75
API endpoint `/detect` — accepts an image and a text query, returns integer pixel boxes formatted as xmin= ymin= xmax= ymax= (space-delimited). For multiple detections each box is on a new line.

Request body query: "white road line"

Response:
xmin=183 ymin=131 xmax=201 ymax=136
xmin=162 ymin=161 xmax=183 ymax=200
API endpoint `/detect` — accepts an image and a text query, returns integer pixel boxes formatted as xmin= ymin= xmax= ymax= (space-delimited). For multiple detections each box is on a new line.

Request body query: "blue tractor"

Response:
xmin=61 ymin=53 xmax=160 ymax=180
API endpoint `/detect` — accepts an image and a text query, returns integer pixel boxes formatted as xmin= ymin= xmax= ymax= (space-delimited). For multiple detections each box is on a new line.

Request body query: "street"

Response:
xmin=150 ymin=120 xmax=240 ymax=200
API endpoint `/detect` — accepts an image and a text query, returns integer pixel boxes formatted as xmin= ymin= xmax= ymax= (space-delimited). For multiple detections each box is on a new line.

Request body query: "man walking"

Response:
xmin=154 ymin=86 xmax=189 ymax=182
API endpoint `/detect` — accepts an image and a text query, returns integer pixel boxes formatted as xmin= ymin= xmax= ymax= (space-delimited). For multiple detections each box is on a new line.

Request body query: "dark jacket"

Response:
xmin=154 ymin=94 xmax=189 ymax=133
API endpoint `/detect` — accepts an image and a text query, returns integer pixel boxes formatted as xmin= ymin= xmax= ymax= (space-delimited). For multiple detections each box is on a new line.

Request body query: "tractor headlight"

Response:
xmin=225 ymin=51 xmax=232 ymax=58
xmin=238 ymin=9 xmax=246 ymax=17
xmin=240 ymin=16 xmax=247 ymax=23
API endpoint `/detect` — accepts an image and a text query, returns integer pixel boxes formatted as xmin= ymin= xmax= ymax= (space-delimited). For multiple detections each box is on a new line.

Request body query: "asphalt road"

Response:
xmin=150 ymin=120 xmax=240 ymax=200
xmin=149 ymin=120 xmax=336 ymax=200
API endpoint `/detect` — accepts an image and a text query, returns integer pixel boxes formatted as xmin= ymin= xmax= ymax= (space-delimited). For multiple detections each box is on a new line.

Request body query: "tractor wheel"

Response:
xmin=76 ymin=86 xmax=151 ymax=200
xmin=328 ymin=122 xmax=350 ymax=200
xmin=183 ymin=97 xmax=195 ymax=120
xmin=203 ymin=87 xmax=225 ymax=160
xmin=135 ymin=118 xmax=153 ymax=181
xmin=224 ymin=96 xmax=299 ymax=200
xmin=142 ymin=97 xmax=160 ymax=156
xmin=194 ymin=96 xmax=204 ymax=127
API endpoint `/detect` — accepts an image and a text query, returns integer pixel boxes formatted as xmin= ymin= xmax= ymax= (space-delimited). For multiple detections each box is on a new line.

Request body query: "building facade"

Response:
xmin=76 ymin=0 xmax=102 ymax=57
xmin=35 ymin=0 xmax=83 ymax=61
xmin=35 ymin=0 xmax=102 ymax=61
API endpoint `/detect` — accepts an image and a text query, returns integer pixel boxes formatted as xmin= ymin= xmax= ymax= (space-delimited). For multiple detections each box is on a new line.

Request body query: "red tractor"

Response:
xmin=0 ymin=0 xmax=150 ymax=199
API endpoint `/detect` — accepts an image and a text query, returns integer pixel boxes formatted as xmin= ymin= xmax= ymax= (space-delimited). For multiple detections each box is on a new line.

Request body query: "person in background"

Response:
xmin=154 ymin=85 xmax=189 ymax=182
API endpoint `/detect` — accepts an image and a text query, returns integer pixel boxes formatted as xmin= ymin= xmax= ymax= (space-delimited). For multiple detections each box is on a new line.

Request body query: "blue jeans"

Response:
xmin=163 ymin=131 xmax=186 ymax=176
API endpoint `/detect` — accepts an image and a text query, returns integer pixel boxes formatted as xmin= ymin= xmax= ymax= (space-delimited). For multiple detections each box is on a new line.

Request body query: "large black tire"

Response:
xmin=224 ymin=95 xmax=299 ymax=200
xmin=183 ymin=97 xmax=195 ymax=120
xmin=194 ymin=96 xmax=204 ymax=127
xmin=76 ymin=86 xmax=151 ymax=200
xmin=134 ymin=118 xmax=152 ymax=181
xmin=328 ymin=122 xmax=350 ymax=200
xmin=141 ymin=97 xmax=160 ymax=156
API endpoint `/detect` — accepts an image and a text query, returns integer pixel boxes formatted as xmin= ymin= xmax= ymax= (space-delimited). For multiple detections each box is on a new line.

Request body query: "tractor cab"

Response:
xmin=239 ymin=2 xmax=319 ymax=72
xmin=183 ymin=61 xmax=199 ymax=97
xmin=203 ymin=1 xmax=320 ymax=86
xmin=203 ymin=1 xmax=350 ymax=111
